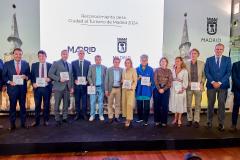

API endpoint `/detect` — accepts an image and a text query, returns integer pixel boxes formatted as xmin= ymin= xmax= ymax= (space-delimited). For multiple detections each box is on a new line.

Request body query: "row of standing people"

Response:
xmin=1 ymin=43 xmax=239 ymax=132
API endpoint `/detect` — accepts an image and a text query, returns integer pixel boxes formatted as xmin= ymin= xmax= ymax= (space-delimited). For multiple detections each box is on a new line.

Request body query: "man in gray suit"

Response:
xmin=105 ymin=57 xmax=123 ymax=123
xmin=186 ymin=48 xmax=205 ymax=128
xmin=87 ymin=55 xmax=107 ymax=121
xmin=48 ymin=50 xmax=73 ymax=126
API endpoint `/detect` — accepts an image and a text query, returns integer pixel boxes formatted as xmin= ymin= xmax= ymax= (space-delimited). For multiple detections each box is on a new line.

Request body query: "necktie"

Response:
xmin=217 ymin=57 xmax=220 ymax=68
xmin=64 ymin=62 xmax=69 ymax=72
xmin=16 ymin=62 xmax=20 ymax=75
xmin=80 ymin=61 xmax=83 ymax=76
xmin=41 ymin=63 xmax=44 ymax=78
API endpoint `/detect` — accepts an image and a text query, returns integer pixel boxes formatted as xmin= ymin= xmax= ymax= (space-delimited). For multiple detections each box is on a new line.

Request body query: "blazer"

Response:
xmin=105 ymin=66 xmax=123 ymax=93
xmin=0 ymin=59 xmax=4 ymax=90
xmin=71 ymin=59 xmax=91 ymax=85
xmin=2 ymin=59 xmax=30 ymax=94
xmin=48 ymin=59 xmax=73 ymax=92
xmin=30 ymin=62 xmax=52 ymax=88
xmin=186 ymin=60 xmax=206 ymax=91
xmin=87 ymin=64 xmax=107 ymax=90
xmin=204 ymin=55 xmax=231 ymax=89
xmin=232 ymin=61 xmax=240 ymax=92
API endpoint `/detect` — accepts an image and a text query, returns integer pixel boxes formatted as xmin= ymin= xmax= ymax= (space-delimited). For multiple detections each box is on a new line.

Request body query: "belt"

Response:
xmin=96 ymin=85 xmax=101 ymax=87
xmin=112 ymin=86 xmax=120 ymax=88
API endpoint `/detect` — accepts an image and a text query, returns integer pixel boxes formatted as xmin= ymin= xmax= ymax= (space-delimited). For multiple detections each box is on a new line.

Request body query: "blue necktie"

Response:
xmin=217 ymin=57 xmax=220 ymax=68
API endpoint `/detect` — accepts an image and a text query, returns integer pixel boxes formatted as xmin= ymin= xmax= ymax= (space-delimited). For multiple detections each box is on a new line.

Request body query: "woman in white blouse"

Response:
xmin=169 ymin=57 xmax=188 ymax=127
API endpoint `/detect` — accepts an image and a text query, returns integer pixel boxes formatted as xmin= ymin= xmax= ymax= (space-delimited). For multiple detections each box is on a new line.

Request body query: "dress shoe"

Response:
xmin=21 ymin=124 xmax=29 ymax=129
xmin=193 ymin=122 xmax=200 ymax=128
xmin=229 ymin=125 xmax=237 ymax=132
xmin=115 ymin=118 xmax=121 ymax=123
xmin=43 ymin=121 xmax=49 ymax=126
xmin=9 ymin=124 xmax=16 ymax=131
xmin=206 ymin=122 xmax=212 ymax=129
xmin=74 ymin=115 xmax=81 ymax=121
xmin=62 ymin=119 xmax=68 ymax=123
xmin=186 ymin=121 xmax=192 ymax=127
xmin=56 ymin=121 xmax=62 ymax=127
xmin=218 ymin=124 xmax=225 ymax=132
xmin=31 ymin=122 xmax=40 ymax=127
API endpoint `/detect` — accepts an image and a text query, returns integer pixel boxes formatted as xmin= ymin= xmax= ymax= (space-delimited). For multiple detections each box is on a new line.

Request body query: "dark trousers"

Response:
xmin=74 ymin=85 xmax=88 ymax=117
xmin=137 ymin=100 xmax=150 ymax=122
xmin=34 ymin=87 xmax=51 ymax=124
xmin=207 ymin=89 xmax=228 ymax=125
xmin=232 ymin=91 xmax=240 ymax=126
xmin=153 ymin=88 xmax=170 ymax=124
xmin=8 ymin=87 xmax=27 ymax=126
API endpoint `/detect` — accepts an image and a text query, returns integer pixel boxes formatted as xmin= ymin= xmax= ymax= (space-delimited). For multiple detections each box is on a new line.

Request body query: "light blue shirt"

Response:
xmin=96 ymin=65 xmax=102 ymax=86
xmin=113 ymin=68 xmax=121 ymax=87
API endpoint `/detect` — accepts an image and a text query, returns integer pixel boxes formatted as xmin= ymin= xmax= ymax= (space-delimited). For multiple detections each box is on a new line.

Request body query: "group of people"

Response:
xmin=0 ymin=43 xmax=239 ymax=132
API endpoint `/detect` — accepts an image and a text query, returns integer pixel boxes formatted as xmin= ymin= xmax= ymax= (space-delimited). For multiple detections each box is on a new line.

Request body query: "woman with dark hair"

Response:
xmin=169 ymin=56 xmax=188 ymax=127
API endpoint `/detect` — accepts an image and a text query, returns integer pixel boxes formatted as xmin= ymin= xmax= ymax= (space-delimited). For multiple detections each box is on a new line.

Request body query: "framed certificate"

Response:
xmin=60 ymin=72 xmax=69 ymax=81
xmin=141 ymin=76 xmax=150 ymax=86
xmin=173 ymin=81 xmax=182 ymax=93
xmin=77 ymin=76 xmax=87 ymax=85
xmin=13 ymin=75 xmax=23 ymax=85
xmin=87 ymin=86 xmax=96 ymax=95
xmin=191 ymin=82 xmax=200 ymax=91
xmin=122 ymin=80 xmax=132 ymax=89
xmin=36 ymin=77 xmax=46 ymax=87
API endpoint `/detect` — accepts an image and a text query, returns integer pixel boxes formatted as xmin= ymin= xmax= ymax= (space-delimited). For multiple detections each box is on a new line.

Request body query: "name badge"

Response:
xmin=36 ymin=77 xmax=46 ymax=87
xmin=77 ymin=76 xmax=87 ymax=85
xmin=60 ymin=72 xmax=69 ymax=81
xmin=13 ymin=75 xmax=23 ymax=85
xmin=191 ymin=82 xmax=200 ymax=91
xmin=141 ymin=76 xmax=150 ymax=86
xmin=122 ymin=80 xmax=132 ymax=89
xmin=87 ymin=86 xmax=96 ymax=95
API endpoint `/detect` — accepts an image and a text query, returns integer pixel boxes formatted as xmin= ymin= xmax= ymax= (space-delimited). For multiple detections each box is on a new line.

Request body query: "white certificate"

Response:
xmin=13 ymin=75 xmax=23 ymax=85
xmin=173 ymin=81 xmax=182 ymax=93
xmin=141 ymin=76 xmax=150 ymax=86
xmin=122 ymin=80 xmax=132 ymax=89
xmin=36 ymin=77 xmax=46 ymax=87
xmin=87 ymin=86 xmax=96 ymax=95
xmin=191 ymin=82 xmax=200 ymax=91
xmin=60 ymin=72 xmax=69 ymax=81
xmin=77 ymin=76 xmax=87 ymax=85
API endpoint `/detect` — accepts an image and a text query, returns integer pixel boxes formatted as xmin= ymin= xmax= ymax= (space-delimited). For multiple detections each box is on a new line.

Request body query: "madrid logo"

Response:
xmin=207 ymin=17 xmax=218 ymax=35
xmin=117 ymin=38 xmax=127 ymax=53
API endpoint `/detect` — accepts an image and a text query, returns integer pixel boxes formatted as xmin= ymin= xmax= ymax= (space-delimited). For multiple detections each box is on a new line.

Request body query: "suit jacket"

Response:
xmin=232 ymin=61 xmax=240 ymax=92
xmin=204 ymin=55 xmax=231 ymax=89
xmin=30 ymin=62 xmax=52 ymax=89
xmin=186 ymin=60 xmax=206 ymax=91
xmin=87 ymin=64 xmax=107 ymax=90
xmin=71 ymin=59 xmax=91 ymax=86
xmin=2 ymin=60 xmax=30 ymax=94
xmin=48 ymin=59 xmax=73 ymax=92
xmin=105 ymin=66 xmax=123 ymax=92
xmin=0 ymin=59 xmax=4 ymax=90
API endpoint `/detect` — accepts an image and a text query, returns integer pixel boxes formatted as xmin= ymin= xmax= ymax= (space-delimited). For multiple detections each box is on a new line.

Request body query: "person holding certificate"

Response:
xmin=122 ymin=58 xmax=137 ymax=127
xmin=87 ymin=55 xmax=107 ymax=122
xmin=72 ymin=49 xmax=91 ymax=121
xmin=205 ymin=43 xmax=231 ymax=131
xmin=105 ymin=57 xmax=123 ymax=123
xmin=186 ymin=49 xmax=205 ymax=128
xmin=48 ymin=50 xmax=73 ymax=126
xmin=169 ymin=57 xmax=188 ymax=127
xmin=2 ymin=48 xmax=30 ymax=131
xmin=0 ymin=58 xmax=4 ymax=129
xmin=135 ymin=54 xmax=154 ymax=126
xmin=30 ymin=50 xmax=52 ymax=127
xmin=153 ymin=57 xmax=173 ymax=127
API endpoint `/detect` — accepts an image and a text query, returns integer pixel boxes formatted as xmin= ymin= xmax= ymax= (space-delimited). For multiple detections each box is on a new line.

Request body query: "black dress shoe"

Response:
xmin=193 ymin=122 xmax=200 ymax=128
xmin=9 ymin=124 xmax=16 ymax=131
xmin=206 ymin=122 xmax=212 ymax=129
xmin=43 ymin=121 xmax=49 ymax=126
xmin=186 ymin=121 xmax=192 ymax=127
xmin=62 ymin=119 xmax=68 ymax=123
xmin=31 ymin=122 xmax=40 ymax=127
xmin=74 ymin=115 xmax=81 ymax=121
xmin=218 ymin=124 xmax=225 ymax=132
xmin=21 ymin=124 xmax=29 ymax=129
xmin=56 ymin=121 xmax=62 ymax=126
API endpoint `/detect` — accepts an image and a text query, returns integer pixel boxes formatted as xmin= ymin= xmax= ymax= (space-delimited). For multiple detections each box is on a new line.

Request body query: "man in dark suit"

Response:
xmin=230 ymin=60 xmax=240 ymax=132
xmin=0 ymin=58 xmax=4 ymax=129
xmin=30 ymin=50 xmax=52 ymax=127
xmin=2 ymin=48 xmax=30 ymax=131
xmin=204 ymin=43 xmax=231 ymax=131
xmin=72 ymin=49 xmax=91 ymax=121
xmin=48 ymin=49 xmax=73 ymax=126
